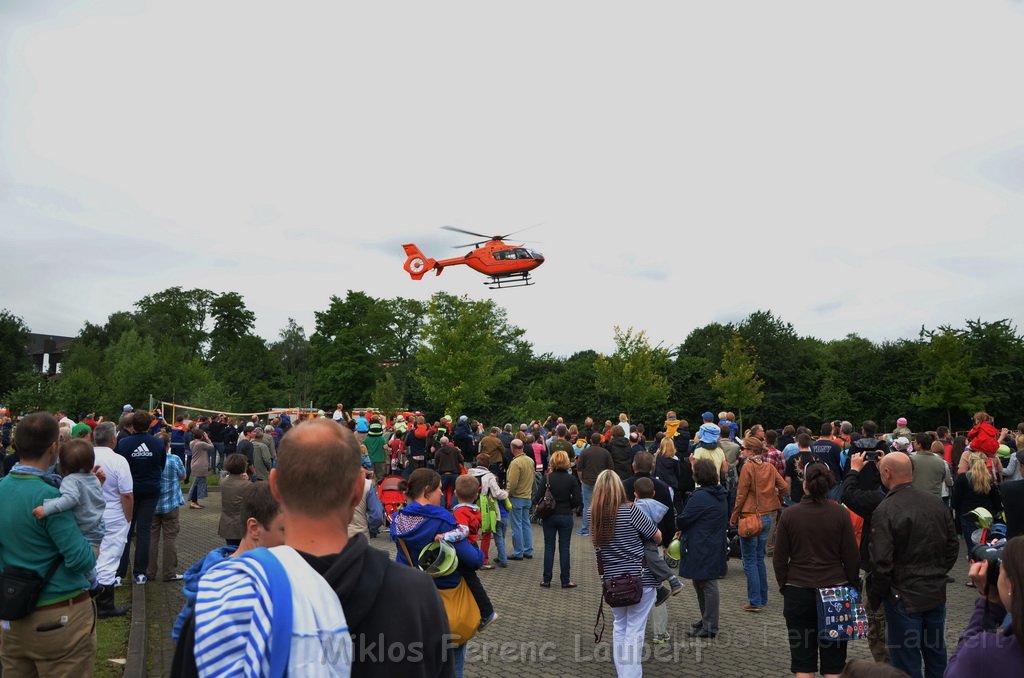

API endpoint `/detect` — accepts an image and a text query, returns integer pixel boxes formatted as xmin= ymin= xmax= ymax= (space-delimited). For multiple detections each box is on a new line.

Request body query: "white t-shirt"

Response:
xmin=333 ymin=409 xmax=345 ymax=421
xmin=93 ymin=445 xmax=133 ymax=522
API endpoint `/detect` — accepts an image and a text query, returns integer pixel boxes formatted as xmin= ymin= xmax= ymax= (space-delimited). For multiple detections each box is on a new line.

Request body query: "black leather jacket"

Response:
xmin=868 ymin=483 xmax=959 ymax=613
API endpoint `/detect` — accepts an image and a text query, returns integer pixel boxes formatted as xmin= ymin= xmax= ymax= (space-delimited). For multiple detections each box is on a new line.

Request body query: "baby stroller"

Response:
xmin=377 ymin=475 xmax=407 ymax=526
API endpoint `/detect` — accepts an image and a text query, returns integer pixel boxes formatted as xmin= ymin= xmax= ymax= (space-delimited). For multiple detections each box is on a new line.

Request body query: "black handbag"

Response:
xmin=0 ymin=557 xmax=64 ymax=621
xmin=593 ymin=547 xmax=645 ymax=642
xmin=532 ymin=475 xmax=556 ymax=521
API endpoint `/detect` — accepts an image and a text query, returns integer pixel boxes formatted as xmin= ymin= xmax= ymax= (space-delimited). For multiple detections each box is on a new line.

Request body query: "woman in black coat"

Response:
xmin=654 ymin=437 xmax=683 ymax=512
xmin=533 ymin=450 xmax=581 ymax=588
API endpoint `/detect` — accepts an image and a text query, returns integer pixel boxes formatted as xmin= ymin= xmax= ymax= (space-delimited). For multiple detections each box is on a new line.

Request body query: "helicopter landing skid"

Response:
xmin=486 ymin=272 xmax=533 ymax=289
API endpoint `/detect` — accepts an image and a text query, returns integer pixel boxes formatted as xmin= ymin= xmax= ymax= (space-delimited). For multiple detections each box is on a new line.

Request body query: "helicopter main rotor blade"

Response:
xmin=441 ymin=225 xmax=494 ymax=240
xmin=496 ymin=222 xmax=544 ymax=240
xmin=450 ymin=241 xmax=488 ymax=249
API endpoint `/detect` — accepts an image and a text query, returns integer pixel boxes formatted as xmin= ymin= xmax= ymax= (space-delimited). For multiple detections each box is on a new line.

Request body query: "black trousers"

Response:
xmin=783 ymin=586 xmax=848 ymax=675
xmin=118 ymin=493 xmax=158 ymax=579
xmin=460 ymin=565 xmax=494 ymax=620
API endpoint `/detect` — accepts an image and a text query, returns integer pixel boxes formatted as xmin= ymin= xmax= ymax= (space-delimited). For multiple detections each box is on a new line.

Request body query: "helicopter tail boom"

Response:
xmin=401 ymin=244 xmax=440 ymax=280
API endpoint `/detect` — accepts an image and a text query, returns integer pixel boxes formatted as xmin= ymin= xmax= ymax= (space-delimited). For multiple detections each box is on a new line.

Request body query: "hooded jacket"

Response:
xmin=469 ymin=465 xmax=508 ymax=502
xmin=607 ymin=436 xmax=633 ymax=480
xmin=675 ymin=484 xmax=729 ymax=581
xmin=172 ymin=535 xmax=453 ymax=678
xmin=390 ymin=502 xmax=483 ymax=590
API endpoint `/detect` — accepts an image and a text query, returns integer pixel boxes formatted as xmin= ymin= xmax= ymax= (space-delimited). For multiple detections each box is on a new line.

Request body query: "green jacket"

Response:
xmin=0 ymin=474 xmax=96 ymax=606
xmin=364 ymin=432 xmax=386 ymax=463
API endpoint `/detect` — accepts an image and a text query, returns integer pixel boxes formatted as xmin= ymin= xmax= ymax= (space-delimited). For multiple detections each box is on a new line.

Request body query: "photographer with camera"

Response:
xmin=839 ymin=425 xmax=891 ymax=663
xmin=870 ymin=452 xmax=959 ymax=678
xmin=946 ymin=536 xmax=1024 ymax=675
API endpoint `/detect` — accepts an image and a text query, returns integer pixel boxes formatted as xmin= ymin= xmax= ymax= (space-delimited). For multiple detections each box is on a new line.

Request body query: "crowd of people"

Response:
xmin=2 ymin=405 xmax=1024 ymax=677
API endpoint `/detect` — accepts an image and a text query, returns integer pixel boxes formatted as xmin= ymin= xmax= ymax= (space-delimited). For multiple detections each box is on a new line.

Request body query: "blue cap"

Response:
xmin=701 ymin=411 xmax=714 ymax=422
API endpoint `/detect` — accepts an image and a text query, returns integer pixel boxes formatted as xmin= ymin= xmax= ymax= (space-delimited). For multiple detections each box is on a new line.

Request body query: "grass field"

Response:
xmin=93 ymin=586 xmax=131 ymax=677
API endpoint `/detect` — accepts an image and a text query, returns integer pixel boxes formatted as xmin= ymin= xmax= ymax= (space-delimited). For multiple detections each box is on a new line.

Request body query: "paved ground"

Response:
xmin=143 ymin=487 xmax=980 ymax=678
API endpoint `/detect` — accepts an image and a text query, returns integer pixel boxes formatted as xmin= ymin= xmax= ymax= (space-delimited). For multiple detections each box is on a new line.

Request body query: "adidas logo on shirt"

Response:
xmin=131 ymin=443 xmax=153 ymax=458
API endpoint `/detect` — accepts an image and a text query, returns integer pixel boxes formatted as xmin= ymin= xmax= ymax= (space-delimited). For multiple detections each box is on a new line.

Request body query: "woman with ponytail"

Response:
xmin=773 ymin=463 xmax=860 ymax=678
xmin=591 ymin=469 xmax=661 ymax=677
xmin=952 ymin=452 xmax=1003 ymax=558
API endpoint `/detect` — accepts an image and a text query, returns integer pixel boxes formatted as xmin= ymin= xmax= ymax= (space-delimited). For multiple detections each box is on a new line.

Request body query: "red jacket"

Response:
xmin=453 ymin=504 xmax=481 ymax=545
xmin=968 ymin=421 xmax=999 ymax=455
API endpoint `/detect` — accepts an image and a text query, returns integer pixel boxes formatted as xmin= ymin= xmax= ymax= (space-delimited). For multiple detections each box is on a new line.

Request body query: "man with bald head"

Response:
xmin=175 ymin=419 xmax=451 ymax=678
xmin=870 ymin=450 xmax=959 ymax=678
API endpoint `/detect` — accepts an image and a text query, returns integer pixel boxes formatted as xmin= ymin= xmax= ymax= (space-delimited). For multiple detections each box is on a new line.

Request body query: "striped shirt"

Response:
xmin=194 ymin=545 xmax=351 ymax=678
xmin=596 ymin=504 xmax=658 ymax=588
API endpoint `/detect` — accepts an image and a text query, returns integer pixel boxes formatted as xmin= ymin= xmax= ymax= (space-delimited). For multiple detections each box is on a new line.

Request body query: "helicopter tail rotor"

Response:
xmin=402 ymin=243 xmax=440 ymax=280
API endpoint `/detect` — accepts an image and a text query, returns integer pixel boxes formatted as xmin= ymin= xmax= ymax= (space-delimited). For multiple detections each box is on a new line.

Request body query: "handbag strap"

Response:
xmin=593 ymin=545 xmax=606 ymax=643
xmin=42 ymin=555 xmax=64 ymax=585
xmin=397 ymin=539 xmax=417 ymax=569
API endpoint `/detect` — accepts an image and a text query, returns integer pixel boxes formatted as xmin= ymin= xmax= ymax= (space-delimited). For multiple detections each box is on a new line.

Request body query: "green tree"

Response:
xmin=134 ymin=287 xmax=215 ymax=358
xmin=51 ymin=368 xmax=104 ymax=417
xmin=212 ymin=335 xmax=283 ymax=410
xmin=310 ymin=291 xmax=399 ymax=406
xmin=371 ymin=371 xmax=404 ymax=413
xmin=913 ymin=331 xmax=986 ymax=429
xmin=412 ymin=293 xmax=522 ymax=417
xmin=594 ymin=327 xmax=671 ymax=426
xmin=709 ymin=334 xmax=764 ymax=431
xmin=0 ymin=309 xmax=32 ymax=397
xmin=271 ymin=319 xmax=314 ymax=407
xmin=4 ymin=373 xmax=55 ymax=413
xmin=208 ymin=292 xmax=256 ymax=360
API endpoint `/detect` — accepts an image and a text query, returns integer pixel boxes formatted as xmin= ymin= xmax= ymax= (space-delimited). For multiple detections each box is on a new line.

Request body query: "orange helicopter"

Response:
xmin=402 ymin=226 xmax=545 ymax=289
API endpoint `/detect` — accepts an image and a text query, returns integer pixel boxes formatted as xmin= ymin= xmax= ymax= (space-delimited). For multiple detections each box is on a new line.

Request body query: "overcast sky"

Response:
xmin=3 ymin=1 xmax=1024 ymax=357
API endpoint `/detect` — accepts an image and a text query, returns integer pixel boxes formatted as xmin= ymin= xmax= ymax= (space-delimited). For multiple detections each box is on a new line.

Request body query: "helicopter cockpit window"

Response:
xmin=527 ymin=249 xmax=543 ymax=259
xmin=493 ymin=250 xmax=510 ymax=260
xmin=513 ymin=248 xmax=531 ymax=259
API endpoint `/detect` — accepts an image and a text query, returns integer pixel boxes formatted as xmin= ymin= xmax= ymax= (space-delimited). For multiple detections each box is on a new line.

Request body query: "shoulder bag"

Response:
xmin=0 ymin=556 xmax=64 ymax=621
xmin=815 ymin=584 xmax=868 ymax=642
xmin=592 ymin=545 xmax=645 ymax=643
xmin=737 ymin=464 xmax=764 ymax=539
xmin=398 ymin=539 xmax=479 ymax=646
xmin=532 ymin=475 xmax=556 ymax=521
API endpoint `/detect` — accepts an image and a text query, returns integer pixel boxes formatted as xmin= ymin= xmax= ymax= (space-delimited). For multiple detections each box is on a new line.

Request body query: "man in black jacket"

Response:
xmin=173 ymin=421 xmax=452 ymax=678
xmin=841 ymin=449 xmax=889 ymax=663
xmin=870 ymin=452 xmax=959 ymax=678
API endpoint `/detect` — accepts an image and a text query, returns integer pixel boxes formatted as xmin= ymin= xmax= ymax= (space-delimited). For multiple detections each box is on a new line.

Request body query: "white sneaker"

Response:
xmin=134 ymin=574 xmax=148 ymax=585
xmin=113 ymin=576 xmax=123 ymax=587
xmin=165 ymin=574 xmax=184 ymax=582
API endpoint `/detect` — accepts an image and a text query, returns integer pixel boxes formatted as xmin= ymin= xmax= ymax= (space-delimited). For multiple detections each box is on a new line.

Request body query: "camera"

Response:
xmin=864 ymin=450 xmax=881 ymax=462
xmin=971 ymin=530 xmax=1007 ymax=589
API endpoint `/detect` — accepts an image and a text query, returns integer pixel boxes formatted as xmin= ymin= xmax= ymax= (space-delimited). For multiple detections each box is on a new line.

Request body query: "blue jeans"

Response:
xmin=580 ymin=483 xmax=594 ymax=532
xmin=451 ymin=642 xmax=466 ymax=678
xmin=510 ymin=497 xmax=533 ymax=557
xmin=884 ymin=600 xmax=947 ymax=678
xmin=542 ymin=513 xmax=573 ymax=586
xmin=493 ymin=520 xmax=507 ymax=564
xmin=739 ymin=514 xmax=772 ymax=607
xmin=213 ymin=442 xmax=225 ymax=470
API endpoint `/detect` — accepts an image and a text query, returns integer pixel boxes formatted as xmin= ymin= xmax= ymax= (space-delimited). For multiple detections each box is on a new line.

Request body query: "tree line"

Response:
xmin=2 ymin=289 xmax=1022 ymax=434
